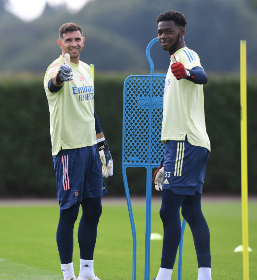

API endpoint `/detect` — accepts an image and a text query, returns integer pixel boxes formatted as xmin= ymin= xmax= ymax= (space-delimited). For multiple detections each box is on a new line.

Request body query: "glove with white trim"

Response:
xmin=152 ymin=159 xmax=164 ymax=191
xmin=56 ymin=64 xmax=73 ymax=84
xmin=170 ymin=55 xmax=195 ymax=81
xmin=97 ymin=139 xmax=113 ymax=178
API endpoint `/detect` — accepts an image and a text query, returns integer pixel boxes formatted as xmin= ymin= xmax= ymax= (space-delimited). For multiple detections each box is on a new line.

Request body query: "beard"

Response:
xmin=167 ymin=33 xmax=180 ymax=53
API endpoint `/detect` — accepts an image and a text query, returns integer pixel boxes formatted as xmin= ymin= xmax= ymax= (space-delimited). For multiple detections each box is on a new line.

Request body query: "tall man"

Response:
xmin=44 ymin=23 xmax=113 ymax=280
xmin=152 ymin=11 xmax=212 ymax=280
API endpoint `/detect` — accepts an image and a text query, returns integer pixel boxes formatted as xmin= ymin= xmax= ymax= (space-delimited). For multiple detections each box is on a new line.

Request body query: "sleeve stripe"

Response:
xmin=188 ymin=50 xmax=195 ymax=61
xmin=183 ymin=50 xmax=192 ymax=62
xmin=189 ymin=50 xmax=196 ymax=61
xmin=183 ymin=49 xmax=197 ymax=63
xmin=187 ymin=50 xmax=194 ymax=62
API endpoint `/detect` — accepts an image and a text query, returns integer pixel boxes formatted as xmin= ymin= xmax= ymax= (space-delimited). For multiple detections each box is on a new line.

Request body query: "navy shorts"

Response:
xmin=53 ymin=145 xmax=107 ymax=210
xmin=162 ymin=139 xmax=209 ymax=195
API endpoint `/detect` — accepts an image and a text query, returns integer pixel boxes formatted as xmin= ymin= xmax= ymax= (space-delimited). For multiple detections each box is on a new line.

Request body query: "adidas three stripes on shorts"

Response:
xmin=53 ymin=145 xmax=107 ymax=210
xmin=162 ymin=139 xmax=209 ymax=195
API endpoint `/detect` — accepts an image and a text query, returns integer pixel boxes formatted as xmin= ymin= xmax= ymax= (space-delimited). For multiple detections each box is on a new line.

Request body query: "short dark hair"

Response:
xmin=156 ymin=11 xmax=187 ymax=27
xmin=59 ymin=23 xmax=83 ymax=39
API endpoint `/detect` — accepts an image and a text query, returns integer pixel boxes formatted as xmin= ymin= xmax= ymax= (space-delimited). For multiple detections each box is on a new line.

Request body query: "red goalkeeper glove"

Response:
xmin=152 ymin=162 xmax=163 ymax=183
xmin=152 ymin=158 xmax=164 ymax=191
xmin=170 ymin=55 xmax=195 ymax=81
xmin=171 ymin=61 xmax=188 ymax=80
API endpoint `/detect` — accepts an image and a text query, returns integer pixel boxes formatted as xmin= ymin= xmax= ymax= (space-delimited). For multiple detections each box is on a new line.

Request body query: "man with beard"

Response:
xmin=152 ymin=11 xmax=212 ymax=280
xmin=44 ymin=23 xmax=113 ymax=280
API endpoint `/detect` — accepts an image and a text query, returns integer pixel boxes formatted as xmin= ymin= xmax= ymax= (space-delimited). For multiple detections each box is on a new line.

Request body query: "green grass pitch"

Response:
xmin=0 ymin=199 xmax=256 ymax=280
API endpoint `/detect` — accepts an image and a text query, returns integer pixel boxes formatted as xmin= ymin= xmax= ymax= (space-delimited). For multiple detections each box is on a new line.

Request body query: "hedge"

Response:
xmin=0 ymin=73 xmax=256 ymax=197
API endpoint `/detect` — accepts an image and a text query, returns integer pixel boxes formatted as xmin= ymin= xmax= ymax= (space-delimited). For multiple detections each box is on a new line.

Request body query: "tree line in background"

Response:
xmin=0 ymin=0 xmax=256 ymax=74
xmin=0 ymin=74 xmax=257 ymax=197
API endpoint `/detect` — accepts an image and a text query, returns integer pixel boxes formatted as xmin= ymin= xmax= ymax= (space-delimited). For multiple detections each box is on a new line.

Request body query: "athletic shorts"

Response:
xmin=162 ymin=139 xmax=209 ymax=195
xmin=53 ymin=145 xmax=107 ymax=210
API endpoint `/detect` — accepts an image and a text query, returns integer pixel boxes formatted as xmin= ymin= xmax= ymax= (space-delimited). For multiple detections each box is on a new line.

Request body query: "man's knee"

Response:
xmin=181 ymin=203 xmax=202 ymax=224
xmin=82 ymin=198 xmax=102 ymax=221
xmin=160 ymin=204 xmax=178 ymax=223
xmin=60 ymin=203 xmax=80 ymax=224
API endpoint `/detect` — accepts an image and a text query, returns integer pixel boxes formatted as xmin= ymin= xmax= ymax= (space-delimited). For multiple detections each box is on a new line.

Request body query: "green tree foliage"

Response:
xmin=0 ymin=74 xmax=257 ymax=197
xmin=0 ymin=0 xmax=256 ymax=73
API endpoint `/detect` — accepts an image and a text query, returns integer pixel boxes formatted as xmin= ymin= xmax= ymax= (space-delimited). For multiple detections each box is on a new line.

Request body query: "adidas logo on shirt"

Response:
xmin=163 ymin=179 xmax=169 ymax=184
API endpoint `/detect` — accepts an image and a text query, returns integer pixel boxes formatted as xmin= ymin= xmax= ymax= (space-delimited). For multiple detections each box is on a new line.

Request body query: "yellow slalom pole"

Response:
xmin=240 ymin=40 xmax=249 ymax=280
xmin=90 ymin=64 xmax=95 ymax=83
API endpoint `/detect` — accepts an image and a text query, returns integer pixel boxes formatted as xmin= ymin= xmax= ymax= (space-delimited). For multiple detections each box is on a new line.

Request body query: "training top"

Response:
xmin=44 ymin=56 xmax=96 ymax=155
xmin=161 ymin=47 xmax=211 ymax=151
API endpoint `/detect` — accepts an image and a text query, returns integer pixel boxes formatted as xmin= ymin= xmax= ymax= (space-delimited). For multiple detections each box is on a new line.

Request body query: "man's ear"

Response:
xmin=180 ymin=27 xmax=186 ymax=37
xmin=57 ymin=39 xmax=62 ymax=49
